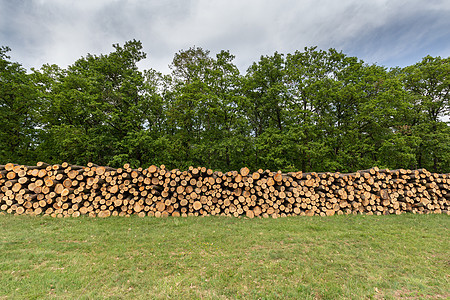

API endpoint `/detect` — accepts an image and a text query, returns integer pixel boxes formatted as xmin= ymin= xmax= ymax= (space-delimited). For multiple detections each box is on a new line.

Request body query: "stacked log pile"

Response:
xmin=1 ymin=162 xmax=449 ymax=218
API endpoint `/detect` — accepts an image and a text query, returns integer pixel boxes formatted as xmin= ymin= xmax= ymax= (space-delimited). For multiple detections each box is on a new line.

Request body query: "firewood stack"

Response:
xmin=0 ymin=163 xmax=449 ymax=218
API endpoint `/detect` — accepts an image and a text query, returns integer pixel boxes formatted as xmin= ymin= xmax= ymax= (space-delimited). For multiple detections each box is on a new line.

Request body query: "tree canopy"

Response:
xmin=1 ymin=41 xmax=449 ymax=172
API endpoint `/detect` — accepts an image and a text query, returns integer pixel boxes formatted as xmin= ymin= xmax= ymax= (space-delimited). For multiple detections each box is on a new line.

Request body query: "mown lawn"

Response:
xmin=0 ymin=213 xmax=448 ymax=299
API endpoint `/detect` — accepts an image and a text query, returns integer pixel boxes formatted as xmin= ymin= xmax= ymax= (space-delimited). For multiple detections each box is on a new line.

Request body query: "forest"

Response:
xmin=0 ymin=40 xmax=449 ymax=173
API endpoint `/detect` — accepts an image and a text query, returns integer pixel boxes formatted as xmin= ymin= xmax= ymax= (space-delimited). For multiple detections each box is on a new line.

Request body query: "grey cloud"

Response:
xmin=1 ymin=0 xmax=449 ymax=73
xmin=335 ymin=3 xmax=450 ymax=66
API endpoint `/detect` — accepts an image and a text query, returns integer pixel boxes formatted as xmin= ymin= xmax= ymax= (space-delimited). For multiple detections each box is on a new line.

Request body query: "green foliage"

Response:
xmin=1 ymin=42 xmax=449 ymax=172
xmin=30 ymin=40 xmax=157 ymax=167
xmin=0 ymin=46 xmax=38 ymax=164
xmin=399 ymin=56 xmax=450 ymax=171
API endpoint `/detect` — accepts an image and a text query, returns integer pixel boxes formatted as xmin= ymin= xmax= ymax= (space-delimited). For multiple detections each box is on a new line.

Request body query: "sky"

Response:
xmin=1 ymin=0 xmax=450 ymax=74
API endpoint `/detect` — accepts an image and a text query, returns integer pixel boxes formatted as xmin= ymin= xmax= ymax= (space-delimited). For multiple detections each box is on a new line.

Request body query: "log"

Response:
xmin=0 ymin=163 xmax=448 ymax=218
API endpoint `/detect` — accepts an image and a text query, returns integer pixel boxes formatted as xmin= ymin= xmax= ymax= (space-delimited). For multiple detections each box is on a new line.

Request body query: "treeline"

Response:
xmin=1 ymin=41 xmax=449 ymax=173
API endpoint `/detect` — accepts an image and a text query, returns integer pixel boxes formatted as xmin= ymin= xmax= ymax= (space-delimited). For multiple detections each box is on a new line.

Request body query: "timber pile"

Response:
xmin=0 ymin=163 xmax=449 ymax=218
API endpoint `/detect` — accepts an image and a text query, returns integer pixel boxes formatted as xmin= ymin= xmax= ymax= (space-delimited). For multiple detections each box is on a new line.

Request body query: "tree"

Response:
xmin=284 ymin=47 xmax=336 ymax=171
xmin=197 ymin=50 xmax=248 ymax=170
xmin=399 ymin=56 xmax=450 ymax=172
xmin=165 ymin=47 xmax=247 ymax=170
xmin=2 ymin=41 xmax=447 ymax=173
xmin=33 ymin=40 xmax=157 ymax=167
xmin=0 ymin=46 xmax=38 ymax=164
xmin=242 ymin=52 xmax=293 ymax=170
xmin=243 ymin=52 xmax=287 ymax=136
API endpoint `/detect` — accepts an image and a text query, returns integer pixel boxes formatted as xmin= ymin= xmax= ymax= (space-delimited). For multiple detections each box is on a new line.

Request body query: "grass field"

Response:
xmin=0 ymin=213 xmax=448 ymax=299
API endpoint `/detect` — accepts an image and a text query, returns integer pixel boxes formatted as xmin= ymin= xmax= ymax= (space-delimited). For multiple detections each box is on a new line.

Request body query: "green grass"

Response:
xmin=0 ymin=214 xmax=448 ymax=299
